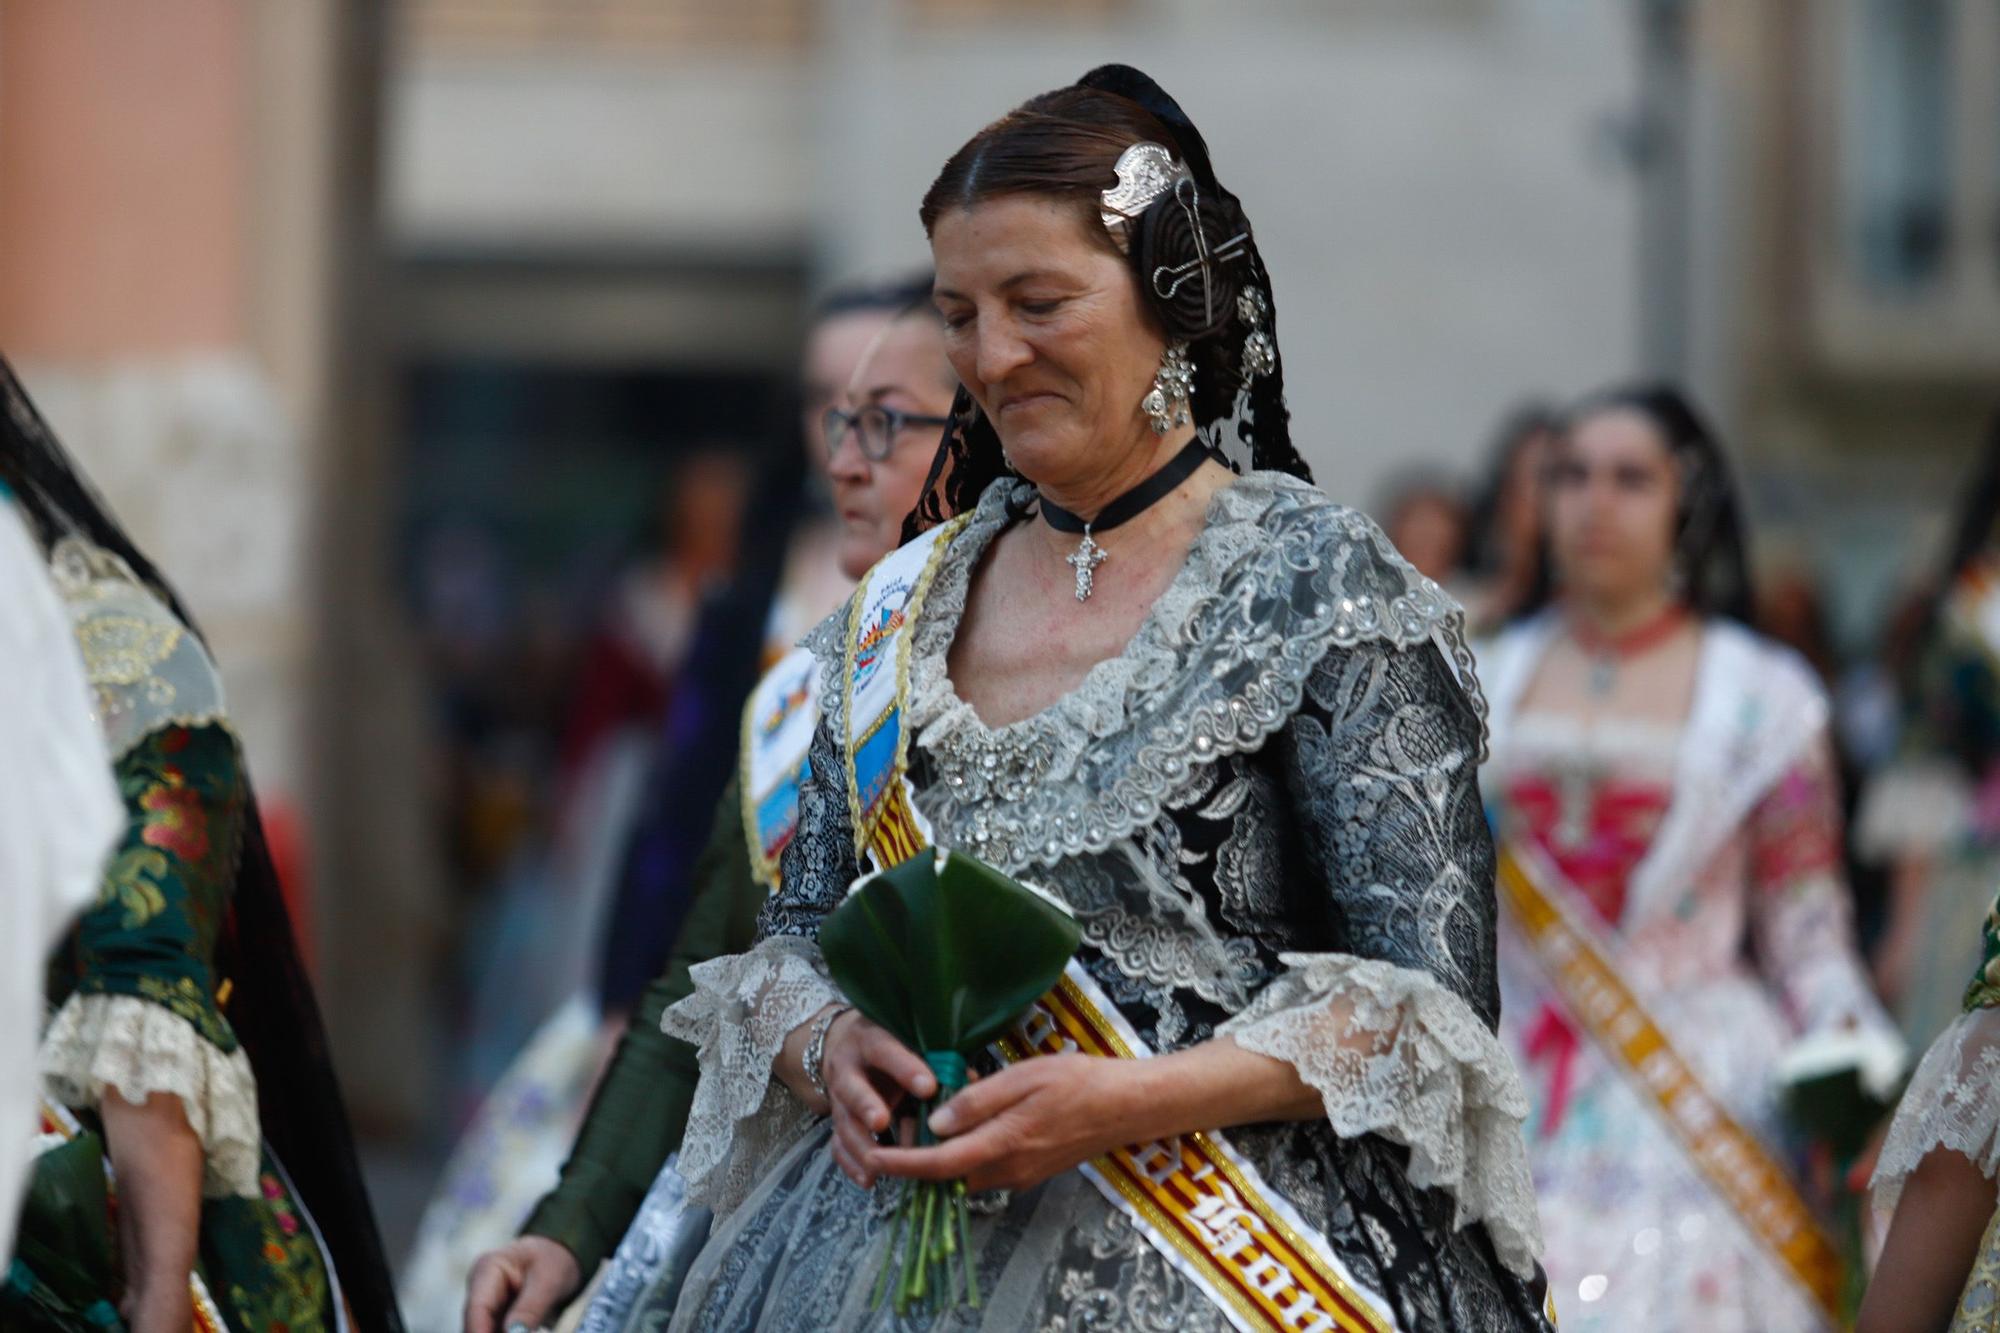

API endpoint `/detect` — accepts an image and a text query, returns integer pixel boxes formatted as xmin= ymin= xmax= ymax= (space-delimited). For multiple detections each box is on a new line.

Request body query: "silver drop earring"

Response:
xmin=1238 ymin=287 xmax=1275 ymax=381
xmin=1143 ymin=342 xmax=1195 ymax=435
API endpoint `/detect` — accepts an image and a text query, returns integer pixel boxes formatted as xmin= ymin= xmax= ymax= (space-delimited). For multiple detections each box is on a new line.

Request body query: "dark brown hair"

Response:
xmin=919 ymin=87 xmax=1176 ymax=245
xmin=901 ymin=66 xmax=1307 ymax=539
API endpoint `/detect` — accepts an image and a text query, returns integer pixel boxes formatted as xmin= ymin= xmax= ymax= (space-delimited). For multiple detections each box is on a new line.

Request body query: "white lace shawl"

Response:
xmin=1872 ymin=1006 xmax=2000 ymax=1218
xmin=40 ymin=993 xmax=262 ymax=1198
xmin=666 ymin=472 xmax=1542 ymax=1275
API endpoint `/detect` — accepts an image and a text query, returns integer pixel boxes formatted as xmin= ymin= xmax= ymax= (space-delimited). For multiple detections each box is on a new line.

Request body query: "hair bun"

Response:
xmin=1131 ymin=182 xmax=1247 ymax=343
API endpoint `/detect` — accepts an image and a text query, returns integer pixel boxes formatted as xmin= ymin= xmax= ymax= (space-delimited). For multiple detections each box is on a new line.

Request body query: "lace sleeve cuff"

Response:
xmin=659 ymin=936 xmax=842 ymax=1213
xmin=1871 ymin=1007 xmax=2000 ymax=1218
xmin=39 ymin=993 xmax=261 ymax=1198
xmin=1218 ymin=952 xmax=1543 ymax=1277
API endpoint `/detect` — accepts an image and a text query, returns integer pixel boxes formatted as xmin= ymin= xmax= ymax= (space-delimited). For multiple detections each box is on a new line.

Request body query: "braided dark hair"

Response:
xmin=903 ymin=65 xmax=1304 ymax=539
xmin=1517 ymin=381 xmax=1757 ymax=627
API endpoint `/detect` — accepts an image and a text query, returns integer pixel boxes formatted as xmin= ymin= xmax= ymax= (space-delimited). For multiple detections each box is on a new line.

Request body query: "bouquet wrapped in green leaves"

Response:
xmin=1778 ymin=1026 xmax=1908 ymax=1319
xmin=1778 ymin=1027 xmax=1906 ymax=1163
xmin=819 ymin=846 xmax=1081 ymax=1316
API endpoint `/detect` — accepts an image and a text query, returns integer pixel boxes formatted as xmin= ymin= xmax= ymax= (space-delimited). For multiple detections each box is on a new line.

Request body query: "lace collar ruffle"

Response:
xmin=855 ymin=471 xmax=1486 ymax=874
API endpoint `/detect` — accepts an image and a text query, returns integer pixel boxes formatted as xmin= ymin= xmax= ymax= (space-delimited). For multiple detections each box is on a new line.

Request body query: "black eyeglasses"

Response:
xmin=822 ymin=405 xmax=953 ymax=463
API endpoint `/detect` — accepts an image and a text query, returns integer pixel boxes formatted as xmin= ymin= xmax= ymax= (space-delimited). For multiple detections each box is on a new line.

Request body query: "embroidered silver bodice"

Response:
xmin=783 ymin=473 xmax=1499 ymax=1024
xmin=662 ymin=472 xmax=1549 ymax=1332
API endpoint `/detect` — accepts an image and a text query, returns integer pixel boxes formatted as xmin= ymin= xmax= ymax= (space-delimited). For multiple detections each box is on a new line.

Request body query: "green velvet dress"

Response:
xmin=521 ymin=776 xmax=765 ymax=1276
xmin=8 ymin=536 xmax=337 ymax=1332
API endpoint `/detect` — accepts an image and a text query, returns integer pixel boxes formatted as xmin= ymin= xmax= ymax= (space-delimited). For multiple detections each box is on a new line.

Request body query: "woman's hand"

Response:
xmin=99 ymin=1090 xmax=203 ymax=1333
xmin=858 ymin=1038 xmax=1322 ymax=1195
xmin=463 ymin=1236 xmax=582 ymax=1333
xmin=867 ymin=1053 xmax=1132 ymax=1194
xmin=821 ymin=1011 xmax=937 ymax=1190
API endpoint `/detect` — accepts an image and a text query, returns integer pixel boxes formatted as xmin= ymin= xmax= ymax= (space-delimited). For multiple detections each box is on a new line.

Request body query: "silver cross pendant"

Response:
xmin=1066 ymin=527 xmax=1106 ymax=602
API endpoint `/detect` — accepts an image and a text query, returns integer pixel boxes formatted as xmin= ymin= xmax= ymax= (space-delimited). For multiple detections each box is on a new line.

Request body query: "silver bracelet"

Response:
xmin=801 ymin=1004 xmax=850 ymax=1100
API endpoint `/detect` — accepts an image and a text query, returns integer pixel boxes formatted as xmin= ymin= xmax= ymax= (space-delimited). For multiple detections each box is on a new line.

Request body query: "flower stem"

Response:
xmin=896 ymin=1182 xmax=930 ymax=1312
xmin=870 ymin=1183 xmax=910 ymax=1310
xmin=956 ymin=1180 xmax=981 ymax=1308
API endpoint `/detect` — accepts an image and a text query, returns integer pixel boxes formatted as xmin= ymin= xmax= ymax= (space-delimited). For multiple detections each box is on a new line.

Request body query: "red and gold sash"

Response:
xmin=994 ymin=963 xmax=1398 ymax=1333
xmin=1496 ymin=843 xmax=1844 ymax=1323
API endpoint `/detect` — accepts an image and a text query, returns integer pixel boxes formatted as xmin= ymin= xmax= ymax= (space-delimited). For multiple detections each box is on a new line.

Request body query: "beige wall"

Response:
xmin=389 ymin=0 xmax=1647 ymax=509
xmin=0 ymin=0 xmax=246 ymax=355
xmin=0 ymin=0 xmax=438 ymax=1128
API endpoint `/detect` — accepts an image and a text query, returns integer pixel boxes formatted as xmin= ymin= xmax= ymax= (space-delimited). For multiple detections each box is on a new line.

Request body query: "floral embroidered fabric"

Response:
xmin=658 ymin=473 xmax=1551 ymax=1333
xmin=20 ymin=535 xmax=339 ymax=1330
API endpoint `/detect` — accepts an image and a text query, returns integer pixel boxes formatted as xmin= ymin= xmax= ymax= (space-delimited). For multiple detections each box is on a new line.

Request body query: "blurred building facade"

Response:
xmin=1673 ymin=0 xmax=2000 ymax=645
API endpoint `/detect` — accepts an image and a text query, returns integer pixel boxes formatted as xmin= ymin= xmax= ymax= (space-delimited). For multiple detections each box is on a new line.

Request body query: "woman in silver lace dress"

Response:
xmin=643 ymin=67 xmax=1553 ymax=1332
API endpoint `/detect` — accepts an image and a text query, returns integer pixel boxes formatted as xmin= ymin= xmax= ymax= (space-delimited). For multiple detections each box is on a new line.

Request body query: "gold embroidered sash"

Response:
xmin=1496 ymin=844 xmax=1843 ymax=1323
xmin=992 ymin=963 xmax=1398 ymax=1333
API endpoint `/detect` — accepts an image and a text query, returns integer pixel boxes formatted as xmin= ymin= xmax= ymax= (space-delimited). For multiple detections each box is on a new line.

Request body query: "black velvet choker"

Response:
xmin=1037 ymin=438 xmax=1212 ymax=602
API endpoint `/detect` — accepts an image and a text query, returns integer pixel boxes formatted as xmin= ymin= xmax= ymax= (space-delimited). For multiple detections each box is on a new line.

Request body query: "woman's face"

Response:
xmin=930 ymin=195 xmax=1168 ymax=493
xmin=1547 ymin=407 xmax=1681 ymax=606
xmin=826 ymin=314 xmax=958 ymax=578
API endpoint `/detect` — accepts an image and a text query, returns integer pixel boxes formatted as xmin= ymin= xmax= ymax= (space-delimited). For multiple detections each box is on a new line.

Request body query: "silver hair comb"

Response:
xmin=1100 ymin=142 xmax=1186 ymax=249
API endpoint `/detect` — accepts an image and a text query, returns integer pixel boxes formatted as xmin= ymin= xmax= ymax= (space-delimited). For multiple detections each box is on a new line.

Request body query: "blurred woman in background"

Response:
xmin=1377 ymin=467 xmax=1473 ymax=585
xmin=1462 ymin=402 xmax=1558 ymax=634
xmin=0 ymin=357 xmax=403 ymax=1331
xmin=1478 ymin=385 xmax=1899 ymax=1332
xmin=452 ymin=282 xmax=957 ymax=1333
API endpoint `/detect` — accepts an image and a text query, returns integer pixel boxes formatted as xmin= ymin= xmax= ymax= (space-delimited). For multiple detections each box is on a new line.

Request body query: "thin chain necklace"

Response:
xmin=1550 ymin=600 xmax=1688 ymax=852
xmin=1570 ymin=602 xmax=1689 ymax=697
xmin=1038 ymin=438 xmax=1212 ymax=603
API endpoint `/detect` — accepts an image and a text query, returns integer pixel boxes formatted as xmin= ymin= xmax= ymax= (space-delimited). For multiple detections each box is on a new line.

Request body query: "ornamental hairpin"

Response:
xmin=1099 ymin=142 xmax=1185 ymax=251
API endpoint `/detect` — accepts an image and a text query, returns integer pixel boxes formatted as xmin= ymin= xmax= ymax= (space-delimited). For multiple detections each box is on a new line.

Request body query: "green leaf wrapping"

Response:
xmin=819 ymin=846 xmax=1082 ymax=1061
xmin=2 ymin=1132 xmax=129 ymax=1330
xmin=820 ymin=846 xmax=1081 ymax=1315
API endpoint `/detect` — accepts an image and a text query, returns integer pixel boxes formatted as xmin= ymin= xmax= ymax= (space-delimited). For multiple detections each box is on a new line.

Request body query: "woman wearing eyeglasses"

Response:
xmin=460 ymin=282 xmax=958 ymax=1333
xmin=822 ymin=302 xmax=959 ymax=579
